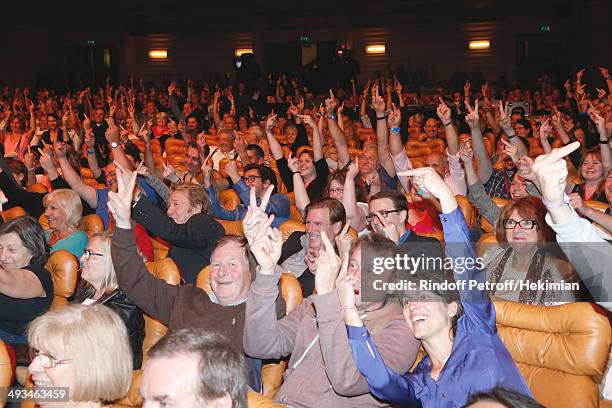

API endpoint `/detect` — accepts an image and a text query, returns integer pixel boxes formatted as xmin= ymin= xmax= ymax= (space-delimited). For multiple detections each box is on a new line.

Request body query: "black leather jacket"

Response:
xmin=75 ymin=286 xmax=145 ymax=369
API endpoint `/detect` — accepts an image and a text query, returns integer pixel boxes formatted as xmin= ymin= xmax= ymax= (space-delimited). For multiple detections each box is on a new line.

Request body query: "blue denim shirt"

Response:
xmin=347 ymin=207 xmax=532 ymax=407
xmin=206 ymin=180 xmax=290 ymax=228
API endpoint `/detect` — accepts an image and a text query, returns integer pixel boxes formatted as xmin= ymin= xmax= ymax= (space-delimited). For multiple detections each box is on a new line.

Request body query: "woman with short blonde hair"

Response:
xmin=28 ymin=304 xmax=133 ymax=406
xmin=42 ymin=189 xmax=88 ymax=258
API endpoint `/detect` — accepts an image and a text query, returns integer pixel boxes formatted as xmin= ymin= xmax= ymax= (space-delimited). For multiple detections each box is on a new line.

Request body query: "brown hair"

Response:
xmin=304 ymin=197 xmax=346 ymax=228
xmin=323 ymin=167 xmax=367 ymax=202
xmin=171 ymin=183 xmax=212 ymax=215
xmin=495 ymin=196 xmax=555 ymax=247
xmin=370 ymin=190 xmax=409 ymax=224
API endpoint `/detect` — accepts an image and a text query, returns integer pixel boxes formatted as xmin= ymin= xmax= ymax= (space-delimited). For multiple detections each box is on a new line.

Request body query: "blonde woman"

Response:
xmin=74 ymin=233 xmax=145 ymax=368
xmin=28 ymin=304 xmax=132 ymax=407
xmin=43 ymin=189 xmax=88 ymax=258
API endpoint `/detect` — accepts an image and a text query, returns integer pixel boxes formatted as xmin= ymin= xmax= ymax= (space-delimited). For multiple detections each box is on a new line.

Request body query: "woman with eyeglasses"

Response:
xmin=74 ymin=233 xmax=145 ymax=368
xmin=483 ymin=196 xmax=582 ymax=304
xmin=341 ymin=167 xmax=533 ymax=407
xmin=0 ymin=216 xmax=52 ymax=345
xmin=27 ymin=304 xmax=132 ymax=407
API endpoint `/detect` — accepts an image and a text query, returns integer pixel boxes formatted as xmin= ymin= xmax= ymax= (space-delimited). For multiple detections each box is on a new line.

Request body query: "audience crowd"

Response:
xmin=0 ymin=64 xmax=611 ymax=407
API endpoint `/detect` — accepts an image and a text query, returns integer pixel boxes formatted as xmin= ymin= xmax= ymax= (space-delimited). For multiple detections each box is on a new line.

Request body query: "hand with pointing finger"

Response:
xmin=314 ymin=231 xmax=342 ymax=295
xmin=532 ymin=142 xmax=581 ymax=206
xmin=397 ymin=167 xmax=457 ymax=213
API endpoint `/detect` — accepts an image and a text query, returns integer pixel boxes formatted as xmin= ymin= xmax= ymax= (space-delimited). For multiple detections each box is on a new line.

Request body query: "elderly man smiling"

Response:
xmin=108 ymin=166 xmax=274 ymax=391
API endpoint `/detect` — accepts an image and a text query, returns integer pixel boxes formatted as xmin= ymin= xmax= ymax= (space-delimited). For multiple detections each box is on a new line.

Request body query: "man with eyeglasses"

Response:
xmin=368 ymin=190 xmax=444 ymax=261
xmin=204 ymin=162 xmax=290 ymax=228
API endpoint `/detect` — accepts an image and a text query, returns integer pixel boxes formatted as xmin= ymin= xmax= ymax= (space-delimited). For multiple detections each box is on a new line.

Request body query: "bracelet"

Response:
xmin=327 ymin=115 xmax=337 ymax=120
xmin=376 ymin=115 xmax=388 ymax=120
xmin=86 ymin=149 xmax=95 ymax=155
xmin=507 ymin=133 xmax=518 ymax=139
xmin=390 ymin=127 xmax=401 ymax=133
xmin=542 ymin=193 xmax=570 ymax=210
xmin=600 ymin=139 xmax=610 ymax=145
xmin=292 ymin=171 xmax=301 ymax=175
xmin=343 ymin=305 xmax=357 ymax=310
xmin=443 ymin=121 xmax=453 ymax=127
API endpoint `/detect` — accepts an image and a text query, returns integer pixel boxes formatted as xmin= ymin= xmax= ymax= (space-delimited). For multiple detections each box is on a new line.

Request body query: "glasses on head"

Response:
xmin=242 ymin=175 xmax=263 ymax=183
xmin=83 ymin=249 xmax=104 ymax=260
xmin=503 ymin=219 xmax=537 ymax=230
xmin=328 ymin=188 xmax=344 ymax=195
xmin=365 ymin=209 xmax=403 ymax=223
xmin=29 ymin=348 xmax=72 ymax=369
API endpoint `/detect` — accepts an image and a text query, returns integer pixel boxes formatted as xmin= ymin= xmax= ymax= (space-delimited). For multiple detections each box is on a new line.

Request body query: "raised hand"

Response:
xmin=314 ymin=231 xmax=342 ymax=295
xmin=162 ymin=163 xmax=180 ymax=183
xmin=83 ymin=114 xmax=91 ymax=130
xmin=84 ymin=130 xmax=95 ymax=149
xmin=249 ymin=225 xmax=283 ymax=274
xmin=335 ymin=222 xmax=353 ymax=260
xmin=387 ymin=103 xmax=401 ymax=128
xmin=107 ymin=163 xmax=137 ymax=229
xmin=325 ymin=90 xmax=337 ymax=115
xmin=501 ymin=139 xmax=519 ymax=164
xmin=465 ymin=99 xmax=480 ymax=129
xmin=38 ymin=148 xmax=55 ymax=172
xmin=459 ymin=140 xmax=474 ymax=163
xmin=517 ymin=156 xmax=536 ymax=182
xmin=463 ymin=80 xmax=471 ymax=97
xmin=346 ymin=159 xmax=359 ymax=179
xmin=371 ymin=94 xmax=385 ymax=115
xmin=498 ymin=101 xmax=513 ymax=132
xmin=243 ymin=185 xmax=275 ymax=244
xmin=265 ymin=113 xmax=277 ymax=132
xmin=297 ymin=114 xmax=316 ymax=128
xmin=397 ymin=167 xmax=457 ymax=212
xmin=136 ymin=161 xmax=151 ymax=177
xmin=168 ymin=82 xmax=176 ymax=95
xmin=224 ymin=157 xmax=240 ymax=181
xmin=436 ymin=97 xmax=451 ymax=124
xmin=599 ymin=67 xmax=610 ymax=80
xmin=287 ymin=152 xmax=300 ymax=173
xmin=531 ymin=142 xmax=581 ymax=205
xmin=568 ymin=192 xmax=586 ymax=213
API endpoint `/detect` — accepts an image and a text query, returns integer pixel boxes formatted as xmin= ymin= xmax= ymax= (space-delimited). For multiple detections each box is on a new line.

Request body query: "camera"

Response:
xmin=508 ymin=101 xmax=530 ymax=117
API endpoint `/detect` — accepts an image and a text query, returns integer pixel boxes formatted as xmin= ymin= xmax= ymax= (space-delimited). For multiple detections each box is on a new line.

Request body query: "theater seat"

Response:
xmin=26 ymin=183 xmax=48 ymax=193
xmin=78 ymin=214 xmax=105 ymax=237
xmin=289 ymin=205 xmax=303 ymax=222
xmin=279 ymin=220 xmax=305 ymax=242
xmin=45 ymin=249 xmax=79 ymax=310
xmin=196 ymin=266 xmax=303 ymax=400
xmin=151 ymin=237 xmax=169 ymax=261
xmin=0 ymin=206 xmax=26 ymax=223
xmin=476 ymin=232 xmax=498 ymax=258
xmin=112 ymin=258 xmax=181 ymax=407
xmin=481 ymin=197 xmax=508 ymax=233
xmin=494 ymin=301 xmax=612 ymax=407
xmin=216 ymin=219 xmax=244 ymax=236
xmin=455 ymin=195 xmax=476 ymax=227
xmin=1 ymin=339 xmax=12 ymax=406
xmin=219 ymin=188 xmax=241 ymax=210
xmin=248 ymin=391 xmax=286 ymax=407
xmin=585 ymin=200 xmax=609 ymax=213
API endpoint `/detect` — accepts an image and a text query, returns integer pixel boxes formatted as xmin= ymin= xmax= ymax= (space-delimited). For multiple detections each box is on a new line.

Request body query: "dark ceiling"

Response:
xmin=6 ymin=0 xmax=582 ymax=31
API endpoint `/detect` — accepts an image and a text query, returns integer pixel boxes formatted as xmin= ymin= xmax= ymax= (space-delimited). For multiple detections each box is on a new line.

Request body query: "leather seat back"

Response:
xmin=481 ymin=197 xmax=508 ymax=233
xmin=1 ymin=207 xmax=26 ymax=223
xmin=0 ymin=339 xmax=12 ymax=406
xmin=44 ymin=250 xmax=79 ymax=310
xmin=494 ymin=301 xmax=611 ymax=408
xmin=216 ymin=219 xmax=244 ymax=236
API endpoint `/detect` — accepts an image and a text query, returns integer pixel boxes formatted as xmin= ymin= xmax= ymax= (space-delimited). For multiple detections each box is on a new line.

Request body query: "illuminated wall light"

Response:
xmin=365 ymin=44 xmax=386 ymax=55
xmin=468 ymin=40 xmax=491 ymax=50
xmin=235 ymin=48 xmax=253 ymax=57
xmin=148 ymin=49 xmax=168 ymax=59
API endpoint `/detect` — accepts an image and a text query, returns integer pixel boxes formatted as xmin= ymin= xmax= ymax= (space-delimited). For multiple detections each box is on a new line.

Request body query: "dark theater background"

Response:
xmin=0 ymin=0 xmax=610 ymax=89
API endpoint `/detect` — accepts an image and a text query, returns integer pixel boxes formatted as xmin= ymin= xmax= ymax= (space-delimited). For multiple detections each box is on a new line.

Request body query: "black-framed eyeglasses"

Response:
xmin=503 ymin=219 xmax=537 ymax=230
xmin=366 ymin=209 xmax=403 ymax=223
xmin=328 ymin=188 xmax=344 ymax=194
xmin=29 ymin=348 xmax=72 ymax=369
xmin=242 ymin=175 xmax=263 ymax=183
xmin=83 ymin=249 xmax=104 ymax=260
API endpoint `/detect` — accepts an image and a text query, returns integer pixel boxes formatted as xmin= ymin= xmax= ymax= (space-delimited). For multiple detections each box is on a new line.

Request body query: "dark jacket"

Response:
xmin=74 ymin=286 xmax=145 ymax=369
xmin=132 ymin=196 xmax=224 ymax=284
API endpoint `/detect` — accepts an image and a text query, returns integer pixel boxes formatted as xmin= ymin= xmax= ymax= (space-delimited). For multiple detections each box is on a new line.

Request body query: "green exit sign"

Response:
xmin=539 ymin=25 xmax=551 ymax=32
xmin=299 ymin=35 xmax=309 ymax=43
xmin=87 ymin=39 xmax=96 ymax=46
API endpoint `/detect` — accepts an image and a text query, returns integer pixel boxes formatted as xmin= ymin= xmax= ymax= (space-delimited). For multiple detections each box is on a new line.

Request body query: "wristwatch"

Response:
xmin=110 ymin=141 xmax=121 ymax=149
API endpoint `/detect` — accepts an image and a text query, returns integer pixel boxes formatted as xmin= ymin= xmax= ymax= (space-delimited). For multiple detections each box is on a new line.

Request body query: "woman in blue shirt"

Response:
xmin=43 ymin=189 xmax=88 ymax=258
xmin=339 ymin=167 xmax=533 ymax=407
